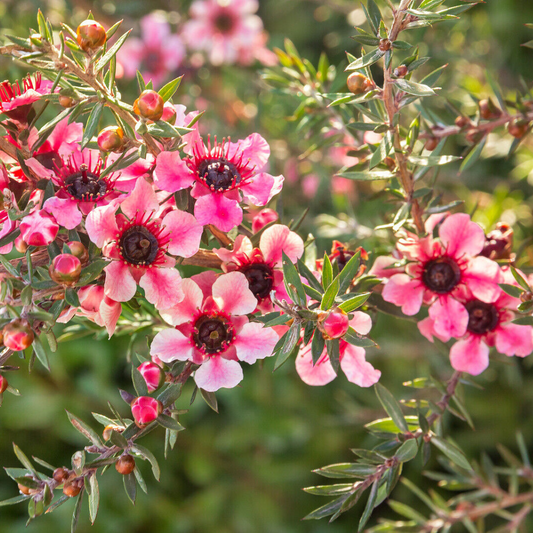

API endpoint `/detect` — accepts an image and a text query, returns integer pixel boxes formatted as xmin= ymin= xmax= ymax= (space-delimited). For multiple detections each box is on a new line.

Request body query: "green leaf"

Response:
xmin=0 ymin=255 xmax=19 ymax=278
xmin=314 ymin=463 xmax=377 ymax=479
xmin=338 ymin=293 xmax=370 ymax=313
xmin=459 ymin=137 xmax=486 ymax=173
xmin=311 ymin=331 xmax=326 ymax=365
xmin=81 ymin=102 xmax=104 ymax=150
xmin=70 ymin=491 xmax=83 ymax=533
xmin=392 ymin=40 xmax=413 ymax=49
xmin=303 ymin=494 xmax=350 ymax=520
xmin=95 ymin=30 xmax=132 ymax=73
xmin=132 ymin=444 xmax=161 ymax=481
xmin=157 ymin=414 xmax=184 ymax=431
xmin=32 ymin=336 xmax=50 ymax=371
xmin=297 ymin=259 xmax=324 ymax=294
xmin=366 ymin=0 xmax=382 ymax=35
xmin=88 ymin=475 xmax=99 ymax=524
xmin=303 ymin=484 xmax=354 ymax=496
xmin=0 ymin=494 xmax=30 ymax=507
xmin=146 ymin=121 xmax=184 ymax=139
xmin=408 ymin=154 xmax=460 ymax=166
xmin=66 ymin=411 xmax=104 ymax=447
xmin=158 ymin=76 xmax=183 ymax=102
xmin=395 ymin=439 xmax=419 ymax=462
xmin=14 ymin=476 xmax=41 ymax=490
xmin=274 ymin=321 xmax=300 ymax=370
xmin=358 ymin=477 xmax=379 ymax=531
xmin=282 ymin=252 xmax=306 ymax=306
xmin=326 ymin=339 xmax=340 ymax=373
xmin=200 ymin=388 xmax=218 ymax=413
xmin=369 ymin=131 xmax=393 ymax=169
xmin=13 ymin=444 xmax=40 ymax=479
xmin=344 ymin=327 xmax=376 ymax=347
xmin=321 ymin=278 xmax=339 ymax=310
xmin=499 ymin=283 xmax=523 ymax=298
xmin=156 ymin=383 xmax=183 ymax=407
xmin=110 ymin=430 xmax=128 ymax=449
xmin=352 ymin=35 xmax=381 ymax=46
xmin=123 ymin=473 xmax=136 ymax=505
xmin=395 ymin=78 xmax=435 ymax=96
xmin=431 ymin=437 xmax=473 ymax=471
xmin=0 ymin=227 xmax=20 ymax=249
xmin=131 ymin=366 xmax=148 ymax=397
xmin=321 ymin=253 xmax=333 ymax=289
xmin=375 ymin=384 xmax=408 ymax=433
xmin=510 ymin=265 xmax=531 ymax=291
xmin=336 ymin=250 xmax=362 ymax=293
xmin=346 ymin=49 xmax=385 ymax=71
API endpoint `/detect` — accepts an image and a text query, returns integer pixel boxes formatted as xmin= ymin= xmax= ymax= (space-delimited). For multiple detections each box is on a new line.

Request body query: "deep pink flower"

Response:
xmin=381 ymin=213 xmax=503 ymax=340
xmin=150 ymin=271 xmax=278 ymax=392
xmin=319 ymin=310 xmax=350 ymax=339
xmin=0 ymin=73 xmax=52 ymax=122
xmin=19 ymin=209 xmax=59 ymax=246
xmin=181 ymin=0 xmax=276 ymax=66
xmin=154 ymin=133 xmax=283 ymax=231
xmin=118 ymin=13 xmax=185 ymax=87
xmin=131 ymin=396 xmax=163 ymax=427
xmin=214 ymin=224 xmax=304 ymax=312
xmin=296 ymin=312 xmax=381 ymax=387
xmin=251 ymin=207 xmax=278 ymax=233
xmin=138 ymin=361 xmax=163 ymax=392
xmin=86 ymin=177 xmax=203 ymax=309
xmin=420 ymin=269 xmax=533 ymax=375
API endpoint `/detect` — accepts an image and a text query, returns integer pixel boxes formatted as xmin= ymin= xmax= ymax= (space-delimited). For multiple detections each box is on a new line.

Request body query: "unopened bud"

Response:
xmin=138 ymin=361 xmax=164 ymax=392
xmin=378 ymin=39 xmax=392 ymax=51
xmin=59 ymin=95 xmax=76 ymax=108
xmin=347 ymin=72 xmax=375 ymax=95
xmin=66 ymin=241 xmax=89 ymax=264
xmin=53 ymin=467 xmax=70 ymax=483
xmin=480 ymin=223 xmax=513 ymax=261
xmin=115 ymin=454 xmax=136 ymax=475
xmin=0 ymin=375 xmax=8 ymax=394
xmin=318 ymin=310 xmax=350 ymax=340
xmin=63 ymin=480 xmax=82 ymax=498
xmin=393 ymin=65 xmax=409 ymax=78
xmin=479 ymin=98 xmax=502 ymax=120
xmin=103 ymin=424 xmax=124 ymax=441
xmin=2 ymin=319 xmax=34 ymax=351
xmin=252 ymin=208 xmax=279 ymax=233
xmin=161 ymin=102 xmax=177 ymax=125
xmin=131 ymin=396 xmax=163 ymax=428
xmin=455 ymin=116 xmax=471 ymax=129
xmin=97 ymin=126 xmax=125 ymax=153
xmin=424 ymin=137 xmax=439 ymax=151
xmin=508 ymin=118 xmax=529 ymax=139
xmin=14 ymin=235 xmax=28 ymax=253
xmin=49 ymin=253 xmax=82 ymax=286
xmin=133 ymin=90 xmax=164 ymax=122
xmin=76 ymin=20 xmax=107 ymax=52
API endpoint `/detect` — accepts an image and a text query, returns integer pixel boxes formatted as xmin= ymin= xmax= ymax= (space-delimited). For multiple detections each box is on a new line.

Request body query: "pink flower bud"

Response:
xmin=252 ymin=208 xmax=278 ymax=233
xmin=66 ymin=241 xmax=89 ymax=264
xmin=161 ymin=102 xmax=177 ymax=125
xmin=0 ymin=375 xmax=8 ymax=394
xmin=49 ymin=254 xmax=82 ymax=286
xmin=319 ymin=310 xmax=349 ymax=339
xmin=97 ymin=126 xmax=125 ymax=153
xmin=133 ymin=90 xmax=164 ymax=122
xmin=138 ymin=361 xmax=164 ymax=392
xmin=76 ymin=20 xmax=107 ymax=52
xmin=131 ymin=396 xmax=163 ymax=427
xmin=2 ymin=319 xmax=34 ymax=351
xmin=19 ymin=210 xmax=59 ymax=246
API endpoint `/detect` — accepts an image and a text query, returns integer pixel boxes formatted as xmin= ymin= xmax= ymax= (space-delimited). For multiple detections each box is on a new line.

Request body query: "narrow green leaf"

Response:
xmin=282 ymin=252 xmax=306 ymax=306
xmin=66 ymin=411 xmax=104 ymax=447
xmin=346 ymin=49 xmax=385 ymax=71
xmin=375 ymin=384 xmax=408 ymax=433
xmin=158 ymin=76 xmax=183 ymax=102
xmin=274 ymin=321 xmax=300 ymax=370
xmin=431 ymin=437 xmax=473 ymax=471
xmin=123 ymin=473 xmax=136 ymax=505
xmin=408 ymin=154 xmax=460 ymax=166
xmin=510 ymin=265 xmax=531 ymax=291
xmin=110 ymin=430 xmax=129 ymax=449
xmin=311 ymin=331 xmax=326 ymax=365
xmin=88 ymin=475 xmax=99 ymax=524
xmin=338 ymin=169 xmax=396 ymax=181
xmin=200 ymin=388 xmax=218 ymax=413
xmin=81 ymin=102 xmax=104 ymax=150
xmin=395 ymin=439 xmax=419 ymax=462
xmin=131 ymin=444 xmax=161 ymax=481
xmin=366 ymin=0 xmax=382 ymax=35
xmin=358 ymin=477 xmax=379 ymax=531
xmin=338 ymin=293 xmax=370 ymax=313
xmin=459 ymin=137 xmax=486 ymax=173
xmin=13 ymin=444 xmax=39 ymax=479
xmin=95 ymin=30 xmax=132 ymax=73
xmin=131 ymin=366 xmax=148 ymax=397
xmin=157 ymin=414 xmax=184 ymax=431
xmin=70 ymin=491 xmax=83 ymax=533
xmin=0 ymin=494 xmax=30 ymax=507
xmin=303 ymin=494 xmax=350 ymax=520
xmin=336 ymin=250 xmax=362 ymax=294
xmin=297 ymin=259 xmax=324 ymax=294
xmin=395 ymin=78 xmax=435 ymax=96
xmin=321 ymin=253 xmax=333 ymax=289
xmin=321 ymin=278 xmax=339 ymax=310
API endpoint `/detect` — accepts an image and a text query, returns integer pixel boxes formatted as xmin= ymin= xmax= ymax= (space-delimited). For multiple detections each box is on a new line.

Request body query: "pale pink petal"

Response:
xmin=450 ymin=335 xmax=489 ymax=375
xmin=0 ymin=218 xmax=16 ymax=254
xmin=234 ymin=322 xmax=278 ymax=364
xmin=150 ymin=328 xmax=193 ymax=363
xmin=418 ymin=316 xmax=436 ymax=342
xmin=425 ymin=213 xmax=447 ymax=233
xmin=340 ymin=345 xmax=381 ymax=387
xmin=153 ymin=151 xmax=195 ymax=192
xmin=86 ymin=203 xmax=119 ymax=247
xmin=194 ymin=356 xmax=243 ymax=392
xmin=104 ymin=261 xmax=137 ymax=302
xmin=463 ymin=256 xmax=502 ymax=303
xmin=495 ymin=324 xmax=533 ymax=357
xmin=194 ymin=193 xmax=243 ymax=232
xmin=45 ymin=118 xmax=83 ymax=155
xmin=140 ymin=13 xmax=170 ymax=44
xmin=240 ymin=172 xmax=275 ymax=206
xmin=43 ymin=196 xmax=82 ymax=230
xmin=214 ymin=235 xmax=253 ymax=264
xmin=429 ymin=297 xmax=468 ymax=341
xmin=26 ymin=157 xmax=54 ymax=179
xmin=349 ymin=311 xmax=372 ymax=335
xmin=212 ymin=271 xmax=256 ymax=315
xmin=19 ymin=210 xmax=58 ymax=246
xmin=439 ymin=213 xmax=485 ymax=257
xmin=159 ymin=278 xmax=204 ymax=326
xmin=382 ymin=274 xmax=425 ymax=316
xmin=295 ymin=343 xmax=336 ymax=386
xmin=260 ymin=224 xmax=304 ymax=266
xmin=368 ymin=256 xmax=403 ymax=278
xmin=100 ymin=297 xmax=122 ymax=338
xmin=120 ymin=177 xmax=159 ymax=219
xmin=139 ymin=267 xmax=184 ymax=309
xmin=163 ymin=210 xmax=203 ymax=258
xmin=233 ymin=133 xmax=270 ymax=168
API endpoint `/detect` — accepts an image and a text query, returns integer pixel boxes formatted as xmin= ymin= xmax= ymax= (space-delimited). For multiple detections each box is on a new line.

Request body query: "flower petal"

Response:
xmin=495 ymin=323 xmax=533 ymax=357
xmin=428 ymin=297 xmax=468 ymax=341
xmin=212 ymin=271 xmax=257 ymax=315
xmin=240 ymin=172 xmax=275 ymax=206
xmin=234 ymin=322 xmax=279 ymax=364
xmin=86 ymin=203 xmax=118 ymax=248
xmin=450 ymin=335 xmax=489 ymax=375
xmin=349 ymin=311 xmax=372 ymax=335
xmin=340 ymin=345 xmax=381 ymax=387
xmin=163 ymin=209 xmax=203 ymax=258
xmin=100 ymin=297 xmax=122 ymax=338
xmin=150 ymin=328 xmax=193 ymax=363
xmin=260 ymin=224 xmax=304 ymax=266
xmin=43 ymin=196 xmax=82 ymax=230
xmin=139 ymin=267 xmax=184 ymax=309
xmin=120 ymin=177 xmax=159 ymax=219
xmin=295 ymin=343 xmax=336 ymax=386
xmin=194 ymin=192 xmax=243 ymax=232
xmin=463 ymin=256 xmax=502 ymax=303
xmin=159 ymin=278 xmax=204 ymax=326
xmin=104 ymin=261 xmax=137 ymax=302
xmin=439 ymin=213 xmax=485 ymax=257
xmin=153 ymin=150 xmax=195 ymax=193
xmin=382 ymin=274 xmax=425 ymax=316
xmin=194 ymin=356 xmax=243 ymax=392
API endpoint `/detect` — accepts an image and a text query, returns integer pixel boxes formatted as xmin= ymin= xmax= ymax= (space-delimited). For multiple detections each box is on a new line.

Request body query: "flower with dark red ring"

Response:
xmin=150 ymin=271 xmax=278 ymax=392
xmin=154 ymin=133 xmax=284 ymax=232
xmin=0 ymin=73 xmax=52 ymax=123
xmin=131 ymin=396 xmax=163 ymax=427
xmin=214 ymin=224 xmax=304 ymax=312
xmin=138 ymin=361 xmax=164 ymax=392
xmin=380 ymin=213 xmax=503 ymax=341
xmin=420 ymin=269 xmax=533 ymax=375
xmin=296 ymin=312 xmax=381 ymax=387
xmin=86 ymin=177 xmax=203 ymax=309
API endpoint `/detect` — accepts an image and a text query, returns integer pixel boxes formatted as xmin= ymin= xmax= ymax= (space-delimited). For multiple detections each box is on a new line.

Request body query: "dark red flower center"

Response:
xmin=422 ymin=257 xmax=461 ymax=294
xmin=214 ymin=12 xmax=235 ymax=33
xmin=144 ymin=50 xmax=163 ymax=72
xmin=198 ymin=158 xmax=242 ymax=191
xmin=193 ymin=315 xmax=235 ymax=354
xmin=120 ymin=225 xmax=159 ymax=266
xmin=65 ymin=164 xmax=108 ymax=200
xmin=466 ymin=300 xmax=499 ymax=334
xmin=240 ymin=263 xmax=274 ymax=300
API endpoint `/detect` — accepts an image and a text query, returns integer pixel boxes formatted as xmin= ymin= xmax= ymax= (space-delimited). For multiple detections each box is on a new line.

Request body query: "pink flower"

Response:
xmin=154 ymin=133 xmax=284 ymax=232
xmin=296 ymin=312 xmax=381 ymax=387
xmin=251 ymin=207 xmax=278 ymax=233
xmin=181 ymin=0 xmax=275 ymax=66
xmin=150 ymin=271 xmax=279 ymax=392
xmin=86 ymin=177 xmax=203 ymax=309
xmin=420 ymin=269 xmax=533 ymax=375
xmin=19 ymin=209 xmax=59 ymax=246
xmin=131 ymin=396 xmax=163 ymax=427
xmin=138 ymin=361 xmax=163 ymax=392
xmin=0 ymin=73 xmax=52 ymax=122
xmin=214 ymin=224 xmax=304 ymax=312
xmin=381 ymin=213 xmax=503 ymax=341
xmin=118 ymin=13 xmax=185 ymax=87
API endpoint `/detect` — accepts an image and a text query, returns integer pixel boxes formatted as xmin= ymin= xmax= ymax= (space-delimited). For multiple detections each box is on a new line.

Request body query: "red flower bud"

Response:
xmin=131 ymin=396 xmax=163 ymax=427
xmin=161 ymin=102 xmax=177 ymax=125
xmin=252 ymin=208 xmax=278 ymax=233
xmin=49 ymin=253 xmax=82 ymax=286
xmin=115 ymin=454 xmax=136 ymax=475
xmin=59 ymin=95 xmax=76 ymax=108
xmin=318 ymin=310 xmax=350 ymax=339
xmin=347 ymin=73 xmax=375 ymax=95
xmin=138 ymin=361 xmax=164 ymax=392
xmin=63 ymin=480 xmax=82 ymax=498
xmin=66 ymin=241 xmax=89 ymax=264
xmin=393 ymin=65 xmax=409 ymax=78
xmin=0 ymin=375 xmax=8 ymax=394
xmin=133 ymin=90 xmax=164 ymax=122
xmin=53 ymin=467 xmax=70 ymax=483
xmin=479 ymin=98 xmax=502 ymax=120
xmin=97 ymin=126 xmax=125 ymax=153
xmin=76 ymin=20 xmax=107 ymax=52
xmin=508 ymin=119 xmax=529 ymax=139
xmin=2 ymin=319 xmax=34 ymax=351
xmin=424 ymin=137 xmax=439 ymax=151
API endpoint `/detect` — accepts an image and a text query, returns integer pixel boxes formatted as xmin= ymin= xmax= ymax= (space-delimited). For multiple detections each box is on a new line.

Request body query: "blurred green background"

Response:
xmin=2 ymin=0 xmax=533 ymax=531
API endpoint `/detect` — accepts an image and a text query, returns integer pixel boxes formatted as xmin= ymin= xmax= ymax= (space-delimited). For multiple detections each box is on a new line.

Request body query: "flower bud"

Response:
xmin=378 ymin=39 xmax=392 ymax=51
xmin=49 ymin=254 xmax=82 ymax=286
xmin=161 ymin=102 xmax=177 ymax=125
xmin=347 ymin=73 xmax=374 ymax=95
xmin=424 ymin=137 xmax=439 ymax=151
xmin=131 ymin=396 xmax=163 ymax=428
xmin=102 ymin=424 xmax=124 ymax=441
xmin=53 ymin=467 xmax=70 ymax=483
xmin=480 ymin=223 xmax=513 ymax=261
xmin=252 ymin=208 xmax=278 ymax=233
xmin=0 ymin=375 xmax=8 ymax=394
xmin=115 ymin=454 xmax=136 ymax=475
xmin=2 ymin=319 xmax=34 ymax=351
xmin=14 ymin=235 xmax=28 ymax=254
xmin=455 ymin=116 xmax=471 ymax=129
xmin=479 ymin=98 xmax=502 ymax=120
xmin=63 ymin=480 xmax=82 ymax=498
xmin=133 ymin=90 xmax=164 ymax=122
xmin=318 ymin=310 xmax=350 ymax=339
xmin=66 ymin=241 xmax=89 ymax=264
xmin=97 ymin=126 xmax=125 ymax=153
xmin=138 ymin=361 xmax=164 ymax=392
xmin=17 ymin=479 xmax=32 ymax=495
xmin=393 ymin=65 xmax=408 ymax=78
xmin=59 ymin=95 xmax=76 ymax=108
xmin=76 ymin=20 xmax=107 ymax=52
xmin=508 ymin=119 xmax=529 ymax=139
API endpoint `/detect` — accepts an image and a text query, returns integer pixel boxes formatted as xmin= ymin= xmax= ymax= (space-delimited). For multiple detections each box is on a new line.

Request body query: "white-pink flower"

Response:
xmin=150 ymin=271 xmax=278 ymax=392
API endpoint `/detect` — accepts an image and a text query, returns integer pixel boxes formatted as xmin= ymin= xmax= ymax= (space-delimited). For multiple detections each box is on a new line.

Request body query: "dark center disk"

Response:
xmin=65 ymin=169 xmax=107 ymax=200
xmin=466 ymin=300 xmax=499 ymax=334
xmin=214 ymin=12 xmax=235 ymax=32
xmin=422 ymin=257 xmax=461 ymax=294
xmin=144 ymin=50 xmax=162 ymax=72
xmin=194 ymin=315 xmax=233 ymax=354
xmin=198 ymin=158 xmax=241 ymax=191
xmin=241 ymin=264 xmax=274 ymax=300
xmin=120 ymin=225 xmax=159 ymax=265
xmin=334 ymin=251 xmax=354 ymax=272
